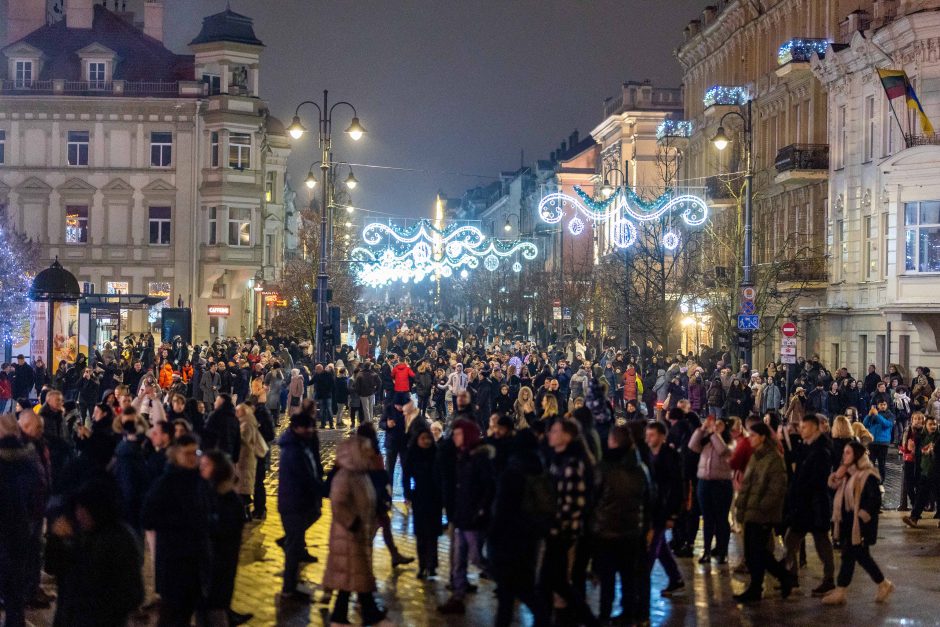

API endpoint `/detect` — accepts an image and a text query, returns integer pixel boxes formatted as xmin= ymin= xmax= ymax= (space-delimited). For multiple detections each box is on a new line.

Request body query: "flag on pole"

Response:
xmin=877 ymin=68 xmax=935 ymax=135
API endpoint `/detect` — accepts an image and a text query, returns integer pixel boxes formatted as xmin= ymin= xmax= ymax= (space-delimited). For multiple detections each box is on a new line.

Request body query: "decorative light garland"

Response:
xmin=662 ymin=231 xmax=680 ymax=251
xmin=777 ymin=38 xmax=830 ymax=66
xmin=568 ymin=217 xmax=584 ymax=236
xmin=656 ymin=119 xmax=693 ymax=140
xmin=703 ymin=85 xmax=749 ymax=108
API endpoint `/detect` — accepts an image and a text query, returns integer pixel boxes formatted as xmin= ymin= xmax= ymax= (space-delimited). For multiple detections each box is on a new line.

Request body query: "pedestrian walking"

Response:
xmin=402 ymin=426 xmax=443 ymax=579
xmin=689 ymin=415 xmax=734 ymax=564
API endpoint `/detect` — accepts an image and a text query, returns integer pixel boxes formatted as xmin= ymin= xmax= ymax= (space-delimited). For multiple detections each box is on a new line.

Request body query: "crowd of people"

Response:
xmin=0 ymin=308 xmax=933 ymax=627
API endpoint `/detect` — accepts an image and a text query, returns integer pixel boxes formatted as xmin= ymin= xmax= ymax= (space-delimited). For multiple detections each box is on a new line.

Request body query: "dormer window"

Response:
xmin=87 ymin=61 xmax=106 ymax=88
xmin=14 ymin=60 xmax=33 ymax=87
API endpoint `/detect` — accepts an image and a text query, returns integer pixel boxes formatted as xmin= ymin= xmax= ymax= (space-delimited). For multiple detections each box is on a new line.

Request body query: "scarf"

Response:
xmin=831 ymin=456 xmax=880 ymax=546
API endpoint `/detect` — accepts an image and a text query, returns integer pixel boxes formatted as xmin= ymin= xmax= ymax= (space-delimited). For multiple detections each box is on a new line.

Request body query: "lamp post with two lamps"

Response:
xmin=287 ymin=90 xmax=366 ymax=362
xmin=599 ymin=166 xmax=635 ymax=351
xmin=710 ymin=98 xmax=754 ymax=367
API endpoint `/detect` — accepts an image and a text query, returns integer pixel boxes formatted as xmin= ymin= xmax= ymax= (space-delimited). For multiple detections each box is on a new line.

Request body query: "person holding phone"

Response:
xmin=689 ymin=415 xmax=734 ymax=564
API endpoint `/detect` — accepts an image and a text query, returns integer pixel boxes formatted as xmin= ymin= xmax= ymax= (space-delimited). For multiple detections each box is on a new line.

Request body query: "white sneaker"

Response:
xmin=875 ymin=579 xmax=894 ymax=603
xmin=821 ymin=587 xmax=847 ymax=605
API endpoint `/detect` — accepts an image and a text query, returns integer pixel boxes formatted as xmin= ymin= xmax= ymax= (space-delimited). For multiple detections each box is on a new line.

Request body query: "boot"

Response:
xmin=821 ymin=587 xmax=847 ymax=605
xmin=875 ymin=579 xmax=894 ymax=603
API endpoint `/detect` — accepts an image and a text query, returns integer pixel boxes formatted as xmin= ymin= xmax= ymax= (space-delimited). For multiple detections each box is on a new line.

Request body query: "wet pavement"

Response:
xmin=21 ymin=424 xmax=940 ymax=626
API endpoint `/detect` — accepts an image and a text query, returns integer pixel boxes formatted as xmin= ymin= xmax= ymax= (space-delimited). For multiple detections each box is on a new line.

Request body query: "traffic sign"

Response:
xmin=781 ymin=321 xmax=797 ymax=337
xmin=780 ymin=346 xmax=796 ymax=356
xmin=741 ymin=286 xmax=756 ymax=301
xmin=740 ymin=300 xmax=756 ymax=315
xmin=781 ymin=337 xmax=797 ymax=348
xmin=563 ymin=307 xmax=572 ymax=320
xmin=553 ymin=307 xmax=562 ymax=320
xmin=780 ymin=354 xmax=797 ymax=364
xmin=737 ymin=314 xmax=760 ymax=330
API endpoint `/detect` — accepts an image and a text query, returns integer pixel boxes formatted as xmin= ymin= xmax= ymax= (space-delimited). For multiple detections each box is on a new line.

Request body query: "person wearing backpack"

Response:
xmin=489 ymin=429 xmax=552 ymax=627
xmin=592 ymin=424 xmax=652 ymax=624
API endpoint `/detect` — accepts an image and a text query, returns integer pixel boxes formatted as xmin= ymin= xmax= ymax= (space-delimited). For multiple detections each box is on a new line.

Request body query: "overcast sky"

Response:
xmin=161 ymin=0 xmax=706 ymax=218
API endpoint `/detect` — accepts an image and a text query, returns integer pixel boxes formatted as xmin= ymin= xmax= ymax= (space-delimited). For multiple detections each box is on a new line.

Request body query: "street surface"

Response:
xmin=25 ymin=423 xmax=940 ymax=627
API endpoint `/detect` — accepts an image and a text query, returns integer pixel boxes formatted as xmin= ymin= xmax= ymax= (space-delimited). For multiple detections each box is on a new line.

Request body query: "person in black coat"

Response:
xmin=277 ymin=406 xmax=324 ymax=599
xmin=46 ymin=478 xmax=144 ymax=627
xmin=645 ymin=420 xmax=685 ymax=595
xmin=493 ymin=384 xmax=514 ymax=417
xmin=199 ymin=450 xmax=251 ymax=626
xmin=488 ymin=429 xmax=551 ymax=627
xmin=783 ymin=414 xmax=835 ymax=595
xmin=140 ymin=434 xmax=211 ymax=626
xmin=202 ymin=394 xmax=240 ymax=462
xmin=249 ymin=400 xmax=275 ymax=521
xmin=109 ymin=408 xmax=150 ymax=534
xmin=380 ymin=401 xmax=407 ymax=492
xmin=403 ymin=426 xmax=442 ymax=579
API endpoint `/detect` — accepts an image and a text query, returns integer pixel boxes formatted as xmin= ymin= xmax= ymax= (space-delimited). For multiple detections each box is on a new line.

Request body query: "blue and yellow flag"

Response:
xmin=878 ymin=68 xmax=934 ymax=135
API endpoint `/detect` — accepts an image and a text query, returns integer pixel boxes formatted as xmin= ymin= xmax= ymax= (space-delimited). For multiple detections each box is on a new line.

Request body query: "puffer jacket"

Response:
xmin=863 ymin=409 xmax=894 ymax=445
xmin=688 ymin=427 xmax=733 ymax=480
xmin=735 ymin=441 xmax=787 ymax=524
xmin=591 ymin=446 xmax=650 ymax=540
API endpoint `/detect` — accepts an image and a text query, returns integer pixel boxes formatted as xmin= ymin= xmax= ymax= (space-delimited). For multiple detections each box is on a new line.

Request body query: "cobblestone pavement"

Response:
xmin=21 ymin=426 xmax=940 ymax=626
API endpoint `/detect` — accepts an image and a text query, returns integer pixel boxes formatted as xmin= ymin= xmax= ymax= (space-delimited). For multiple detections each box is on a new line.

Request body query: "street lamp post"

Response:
xmin=601 ymin=166 xmax=632 ymax=352
xmin=288 ymin=90 xmax=365 ymax=363
xmin=711 ymin=98 xmax=753 ymax=368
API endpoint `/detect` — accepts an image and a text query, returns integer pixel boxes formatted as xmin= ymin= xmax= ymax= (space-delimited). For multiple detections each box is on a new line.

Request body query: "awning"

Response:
xmin=80 ymin=294 xmax=167 ymax=314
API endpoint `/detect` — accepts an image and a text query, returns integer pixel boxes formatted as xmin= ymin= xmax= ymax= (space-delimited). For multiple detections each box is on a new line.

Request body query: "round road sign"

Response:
xmin=742 ymin=286 xmax=756 ymax=301
xmin=781 ymin=321 xmax=797 ymax=337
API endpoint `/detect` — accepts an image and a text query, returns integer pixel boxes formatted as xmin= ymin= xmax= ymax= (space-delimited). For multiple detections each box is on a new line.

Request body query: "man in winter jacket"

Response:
xmin=312 ymin=364 xmax=336 ymax=429
xmin=354 ymin=363 xmax=381 ymax=423
xmin=277 ymin=411 xmax=324 ymax=599
xmin=864 ymin=400 xmax=895 ymax=481
xmin=645 ymin=420 xmax=684 ymax=596
xmin=391 ymin=360 xmax=416 ymax=405
xmin=783 ymin=414 xmax=835 ymax=596
xmin=438 ymin=419 xmax=495 ymax=615
xmin=380 ymin=402 xmax=407 ymax=491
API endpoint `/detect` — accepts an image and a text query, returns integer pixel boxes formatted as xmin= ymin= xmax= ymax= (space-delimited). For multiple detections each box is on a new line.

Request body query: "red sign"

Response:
xmin=208 ymin=305 xmax=230 ymax=316
xmin=781 ymin=321 xmax=797 ymax=337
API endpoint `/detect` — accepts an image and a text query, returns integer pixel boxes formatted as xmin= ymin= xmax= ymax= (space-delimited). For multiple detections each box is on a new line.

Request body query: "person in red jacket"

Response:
xmin=391 ymin=360 xmax=416 ymax=405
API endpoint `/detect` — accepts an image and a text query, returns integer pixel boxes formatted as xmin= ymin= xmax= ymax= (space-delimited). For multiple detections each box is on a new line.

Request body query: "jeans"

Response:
xmin=360 ymin=395 xmax=375 ymax=423
xmin=281 ymin=509 xmax=319 ymax=593
xmin=708 ymin=406 xmax=724 ymax=418
xmin=451 ymin=528 xmax=482 ymax=599
xmin=784 ymin=528 xmax=834 ymax=583
xmin=837 ymin=543 xmax=884 ymax=587
xmin=900 ymin=461 xmax=918 ymax=510
xmin=349 ymin=404 xmax=364 ymax=427
xmin=253 ymin=451 xmax=270 ymax=515
xmin=595 ymin=536 xmax=647 ymax=622
xmin=912 ymin=474 xmax=939 ymax=521
xmin=697 ymin=479 xmax=733 ymax=556
xmin=869 ymin=443 xmax=888 ymax=483
xmin=418 ymin=394 xmax=430 ymax=418
xmin=743 ymin=522 xmax=791 ymax=594
xmin=385 ymin=441 xmax=405 ymax=493
xmin=317 ymin=397 xmax=333 ymax=428
xmin=648 ymin=526 xmax=682 ymax=584
xmin=330 ymin=591 xmax=384 ymax=625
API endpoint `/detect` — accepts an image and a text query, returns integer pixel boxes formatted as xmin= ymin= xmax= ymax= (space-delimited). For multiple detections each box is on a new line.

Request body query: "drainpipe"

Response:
xmin=191 ymin=100 xmax=201 ymax=332
xmin=885 ymin=320 xmax=891 ymax=374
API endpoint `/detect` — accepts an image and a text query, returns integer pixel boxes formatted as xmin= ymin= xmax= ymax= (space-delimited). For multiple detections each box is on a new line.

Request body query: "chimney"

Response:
xmin=839 ymin=10 xmax=871 ymax=41
xmin=703 ymin=5 xmax=718 ymax=25
xmin=569 ymin=130 xmax=579 ymax=147
xmin=66 ymin=0 xmax=94 ymax=30
xmin=560 ymin=141 xmax=567 ymax=155
xmin=144 ymin=0 xmax=164 ymax=42
xmin=6 ymin=0 xmax=46 ymax=45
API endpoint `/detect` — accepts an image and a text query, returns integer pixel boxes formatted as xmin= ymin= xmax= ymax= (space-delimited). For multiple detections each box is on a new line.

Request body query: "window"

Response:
xmin=150 ymin=132 xmax=172 ymax=167
xmin=210 ymin=132 xmax=219 ymax=167
xmin=201 ymin=73 xmax=221 ymax=95
xmin=0 ymin=130 xmax=5 ymax=164
xmin=208 ymin=206 xmax=218 ymax=245
xmin=794 ymin=103 xmax=802 ymax=145
xmin=67 ymin=131 xmax=89 ymax=166
xmin=14 ymin=60 xmax=32 ymax=87
xmin=863 ymin=215 xmax=877 ymax=280
xmin=228 ymin=133 xmax=250 ymax=169
xmin=87 ymin=61 xmax=106 ymax=88
xmin=864 ymin=95 xmax=875 ymax=162
xmin=265 ymin=171 xmax=276 ymax=202
xmin=106 ymin=281 xmax=129 ymax=295
xmin=904 ymin=201 xmax=940 ymax=272
xmin=227 ymin=207 xmax=251 ymax=246
xmin=65 ymin=205 xmax=88 ymax=243
xmin=148 ymin=206 xmax=171 ymax=245
xmin=265 ymin=233 xmax=274 ymax=266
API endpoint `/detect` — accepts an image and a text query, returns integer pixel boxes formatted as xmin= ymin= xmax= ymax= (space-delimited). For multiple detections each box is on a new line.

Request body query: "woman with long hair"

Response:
xmin=689 ymin=415 xmax=734 ymax=564
xmin=822 ymin=441 xmax=894 ymax=605
xmin=513 ymin=385 xmax=537 ymax=430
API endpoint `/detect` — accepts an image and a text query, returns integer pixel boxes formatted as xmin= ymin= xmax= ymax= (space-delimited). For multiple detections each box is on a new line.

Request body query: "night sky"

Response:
xmin=156 ymin=0 xmax=707 ymax=219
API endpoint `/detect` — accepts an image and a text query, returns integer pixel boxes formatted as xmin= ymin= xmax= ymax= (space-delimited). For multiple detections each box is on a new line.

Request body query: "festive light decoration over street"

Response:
xmin=352 ymin=219 xmax=539 ymax=286
xmin=662 ymin=231 xmax=681 ymax=251
xmin=537 ymin=186 xmax=708 ymax=250
xmin=703 ymin=85 xmax=749 ymax=108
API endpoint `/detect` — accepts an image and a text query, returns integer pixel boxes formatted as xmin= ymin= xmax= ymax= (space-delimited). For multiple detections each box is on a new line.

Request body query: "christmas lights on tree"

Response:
xmin=0 ymin=219 xmax=40 ymax=347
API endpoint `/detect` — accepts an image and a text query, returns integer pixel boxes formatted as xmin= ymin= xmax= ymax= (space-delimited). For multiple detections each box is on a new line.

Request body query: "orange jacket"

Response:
xmin=181 ymin=364 xmax=194 ymax=383
xmin=158 ymin=363 xmax=174 ymax=389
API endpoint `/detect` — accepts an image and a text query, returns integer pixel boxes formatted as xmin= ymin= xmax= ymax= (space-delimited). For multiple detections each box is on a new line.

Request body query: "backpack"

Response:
xmin=636 ymin=376 xmax=645 ymax=395
xmin=520 ymin=470 xmax=557 ymax=536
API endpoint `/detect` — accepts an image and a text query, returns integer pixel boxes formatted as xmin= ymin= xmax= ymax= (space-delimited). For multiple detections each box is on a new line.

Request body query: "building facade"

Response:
xmin=813 ymin=0 xmax=940 ymax=376
xmin=0 ymin=0 xmax=289 ymax=343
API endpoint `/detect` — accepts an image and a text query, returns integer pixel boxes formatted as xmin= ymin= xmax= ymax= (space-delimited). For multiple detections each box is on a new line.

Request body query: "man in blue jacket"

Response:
xmin=864 ymin=400 xmax=895 ymax=482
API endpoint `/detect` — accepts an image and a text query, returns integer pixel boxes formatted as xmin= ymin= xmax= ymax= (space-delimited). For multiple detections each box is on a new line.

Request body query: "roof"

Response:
xmin=557 ymin=135 xmax=597 ymax=161
xmin=265 ymin=115 xmax=286 ymax=136
xmin=2 ymin=5 xmax=194 ymax=82
xmin=29 ymin=259 xmax=81 ymax=301
xmin=189 ymin=9 xmax=264 ymax=47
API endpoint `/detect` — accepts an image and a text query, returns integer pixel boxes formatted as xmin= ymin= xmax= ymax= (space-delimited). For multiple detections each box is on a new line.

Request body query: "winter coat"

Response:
xmin=199 ymin=371 xmax=221 ymax=405
xmin=591 ymin=446 xmax=650 ymax=540
xmin=623 ymin=366 xmax=639 ymax=401
xmin=415 ymin=371 xmax=434 ymax=398
xmin=548 ymin=443 xmax=592 ymax=538
xmin=488 ymin=443 xmax=544 ymax=587
xmin=323 ymin=437 xmax=379 ymax=593
xmin=204 ymin=485 xmax=244 ymax=610
xmin=402 ymin=441 xmax=443 ymax=537
xmin=0 ymin=435 xmax=42 ymax=556
xmin=688 ymin=428 xmax=733 ymax=481
xmin=110 ymin=438 xmax=150 ymax=531
xmin=648 ymin=444 xmax=683 ymax=528
xmin=203 ymin=403 xmax=240 ymax=462
xmin=493 ymin=393 xmax=513 ymax=416
xmin=140 ymin=464 xmax=211 ymax=603
xmin=46 ymin=518 xmax=144 ymax=627
xmin=287 ymin=374 xmax=305 ymax=407
xmin=735 ymin=441 xmax=787 ymax=524
xmin=392 ymin=363 xmax=416 ymax=393
xmin=277 ymin=429 xmax=323 ymax=517
xmin=863 ymin=410 xmax=894 ymax=445
xmin=354 ymin=370 xmax=380 ymax=397
xmin=444 ymin=443 xmax=495 ymax=530
xmin=235 ymin=414 xmax=268 ymax=496
xmin=830 ymin=459 xmax=881 ymax=546
xmin=158 ymin=364 xmax=174 ymax=390
xmin=785 ymin=394 xmax=807 ymax=423
xmin=334 ymin=376 xmax=350 ymax=405
xmin=786 ymin=433 xmax=833 ymax=532
xmin=761 ymin=382 xmax=782 ymax=412
xmin=688 ymin=381 xmax=705 ymax=412
xmin=569 ymin=369 xmax=589 ymax=401
xmin=706 ymin=381 xmax=725 ymax=409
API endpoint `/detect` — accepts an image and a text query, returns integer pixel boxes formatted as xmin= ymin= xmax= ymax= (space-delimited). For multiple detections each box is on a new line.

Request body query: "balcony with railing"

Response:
xmin=776 ymin=38 xmax=830 ymax=76
xmin=776 ymin=256 xmax=828 ymax=288
xmin=0 ymin=79 xmax=205 ymax=98
xmin=774 ymin=143 xmax=829 ymax=185
xmin=703 ymin=85 xmax=748 ymax=109
xmin=705 ymin=175 xmax=737 ymax=206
